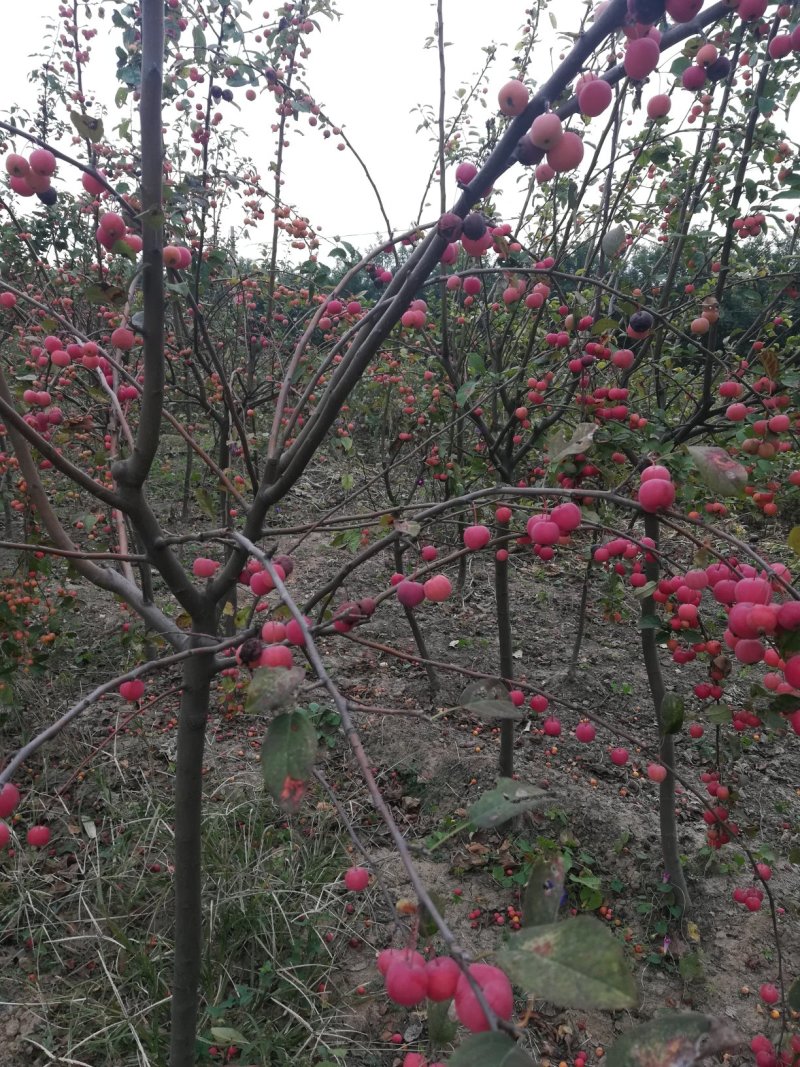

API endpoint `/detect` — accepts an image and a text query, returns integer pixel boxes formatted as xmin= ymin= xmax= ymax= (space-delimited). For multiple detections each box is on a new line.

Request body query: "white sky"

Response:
xmin=1 ymin=2 xmax=797 ymax=261
xmin=0 ymin=1 xmax=546 ymax=254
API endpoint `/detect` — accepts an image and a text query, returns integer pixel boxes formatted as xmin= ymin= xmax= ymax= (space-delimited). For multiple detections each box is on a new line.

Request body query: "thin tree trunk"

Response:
xmin=169 ymin=644 xmax=214 ymax=1067
xmin=495 ymin=514 xmax=514 ymax=777
xmin=640 ymin=512 xmax=690 ymax=908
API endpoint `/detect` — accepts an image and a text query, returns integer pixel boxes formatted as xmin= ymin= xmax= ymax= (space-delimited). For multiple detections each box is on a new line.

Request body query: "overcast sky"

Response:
xmin=0 ymin=1 xmax=554 ymax=254
xmin=1 ymin=2 xmax=797 ymax=262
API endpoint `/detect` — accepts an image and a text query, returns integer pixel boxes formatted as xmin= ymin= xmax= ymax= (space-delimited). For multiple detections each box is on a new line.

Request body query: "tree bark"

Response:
xmin=169 ymin=641 xmax=215 ymax=1067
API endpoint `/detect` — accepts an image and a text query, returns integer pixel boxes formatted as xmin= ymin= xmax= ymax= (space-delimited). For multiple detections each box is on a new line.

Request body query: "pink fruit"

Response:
xmin=784 ymin=655 xmax=800 ymax=689
xmin=769 ymin=34 xmax=793 ymax=60
xmin=258 ymin=645 xmax=294 ymax=669
xmin=535 ymin=162 xmax=555 ymax=183
xmin=28 ymin=149 xmax=57 ymax=176
xmin=192 ymin=557 xmax=219 ymax=578
xmin=551 ymin=502 xmax=582 ymax=532
xmin=610 ymin=747 xmax=629 ymax=765
xmin=397 ymin=580 xmax=426 ymax=608
xmin=426 ymin=956 xmax=461 ymax=1001
xmin=99 ymin=211 xmax=126 ymax=240
xmin=682 ymin=65 xmax=707 ymax=90
xmin=647 ymin=763 xmax=667 ymax=782
xmin=0 ymin=783 xmax=20 ymax=819
xmin=624 ymin=37 xmax=660 ymax=80
xmin=82 ymin=169 xmax=106 ymax=195
xmin=666 ymin=0 xmax=703 ymax=20
xmin=455 ymin=161 xmax=478 ymax=185
xmin=111 ymin=327 xmax=135 ymax=350
xmin=527 ymin=518 xmax=560 ymax=545
xmin=463 ymin=276 xmax=482 ymax=296
xmin=689 ymin=723 xmax=704 ymax=738
xmin=638 ymin=479 xmax=676 ymax=512
xmin=737 ymin=0 xmax=767 ymax=19
xmin=423 ymin=575 xmax=453 ymax=602
xmin=26 ymin=825 xmax=51 ymax=848
xmin=640 ymin=464 xmax=671 ymax=482
xmin=377 ymin=947 xmax=425 ymax=976
xmin=575 ymin=722 xmax=596 ymax=742
xmin=530 ymin=694 xmax=549 ymax=713
xmin=403 ymin=1055 xmax=427 ymax=1067
xmin=344 ymin=866 xmax=370 ymax=892
xmin=529 ymin=112 xmax=564 ymax=150
xmin=5 ymin=153 xmax=29 ymax=177
xmin=647 ymin=94 xmax=672 ymax=119
xmin=760 ymin=983 xmax=779 ymax=1005
xmin=0 ymin=822 xmax=9 ymax=850
xmin=9 ymin=176 xmax=34 ymax=196
xmin=261 ymin=621 xmax=287 ymax=643
xmin=578 ymin=78 xmax=613 ymax=116
xmin=454 ymin=963 xmax=513 ymax=1032
xmin=777 ymin=602 xmax=800 ymax=630
xmin=286 ymin=618 xmax=308 ymax=646
xmin=546 ymin=131 xmax=584 ymax=172
xmin=385 ymin=960 xmax=429 ymax=1007
xmin=463 ymin=525 xmax=491 ymax=551
xmin=543 ymin=717 xmax=561 ymax=736
xmin=421 ymin=545 xmax=438 ymax=562
xmin=163 ymin=245 xmax=184 ymax=269
xmin=498 ymin=79 xmax=530 ymax=116
xmin=249 ymin=565 xmax=285 ymax=597
xmin=612 ymin=348 xmax=635 ymax=369
xmin=119 ymin=680 xmax=145 ymax=701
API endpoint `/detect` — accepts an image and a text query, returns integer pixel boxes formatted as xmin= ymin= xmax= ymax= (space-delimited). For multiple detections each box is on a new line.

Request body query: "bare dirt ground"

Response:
xmin=1 ymin=478 xmax=798 ymax=1065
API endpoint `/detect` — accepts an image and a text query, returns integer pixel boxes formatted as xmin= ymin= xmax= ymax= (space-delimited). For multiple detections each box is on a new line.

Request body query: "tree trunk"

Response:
xmin=640 ymin=513 xmax=690 ymax=908
xmin=169 ymin=642 xmax=214 ymax=1067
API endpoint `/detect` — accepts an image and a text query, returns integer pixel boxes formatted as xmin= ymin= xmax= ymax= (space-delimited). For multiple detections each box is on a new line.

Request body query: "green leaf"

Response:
xmin=632 ymin=580 xmax=657 ymax=599
xmin=456 ymin=380 xmax=478 ymax=407
xmin=592 ymin=317 xmax=620 ymax=335
xmin=261 ymin=710 xmax=317 ymax=813
xmin=194 ymin=487 xmax=218 ymax=521
xmin=193 ymin=25 xmax=207 ymax=61
xmin=498 ymin=915 xmax=637 ymax=1010
xmin=84 ymin=283 xmax=126 ymax=306
xmin=469 ymin=778 xmax=545 ymax=829
xmin=767 ymin=693 xmax=800 ymax=715
xmin=522 ymin=855 xmax=565 ymax=927
xmin=686 ymin=446 xmax=747 ymax=498
xmin=788 ymin=847 xmax=800 ymax=865
xmin=70 ymin=110 xmax=105 ymax=143
xmin=463 ymin=698 xmax=523 ymax=721
xmin=551 ymin=422 xmax=597 ymax=465
xmin=449 ymin=1032 xmax=535 ymax=1067
xmin=467 ymin=351 xmax=487 ymax=377
xmin=660 ymin=692 xmax=684 ymax=736
xmin=210 ymin=1027 xmax=249 ymax=1046
xmin=606 ymin=1014 xmax=743 ymax=1067
xmin=426 ymin=996 xmax=457 ymax=1045
xmin=788 ymin=527 xmax=800 ymax=557
xmin=705 ymin=703 xmax=731 ymax=725
xmin=246 ymin=666 xmax=305 ymax=715
xmin=112 ymin=239 xmax=138 ymax=262
xmin=678 ymin=952 xmax=705 ymax=982
xmin=788 ymin=977 xmax=800 ymax=1011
